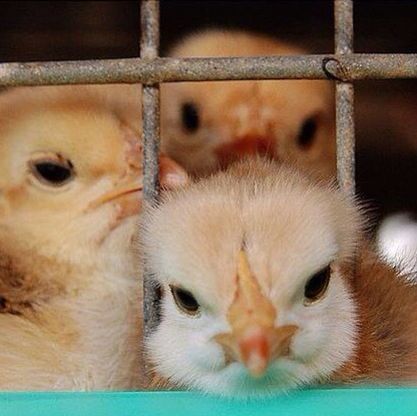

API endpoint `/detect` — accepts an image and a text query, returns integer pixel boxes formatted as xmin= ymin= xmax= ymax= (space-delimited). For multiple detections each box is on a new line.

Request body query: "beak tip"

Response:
xmin=240 ymin=332 xmax=270 ymax=378
xmin=246 ymin=355 xmax=268 ymax=378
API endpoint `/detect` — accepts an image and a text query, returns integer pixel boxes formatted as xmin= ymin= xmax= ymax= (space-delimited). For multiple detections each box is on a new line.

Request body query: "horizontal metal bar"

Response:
xmin=1 ymin=54 xmax=417 ymax=86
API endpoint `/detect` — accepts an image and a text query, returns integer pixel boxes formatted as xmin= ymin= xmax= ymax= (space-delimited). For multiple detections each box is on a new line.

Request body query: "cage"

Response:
xmin=0 ymin=0 xmax=417 ymax=414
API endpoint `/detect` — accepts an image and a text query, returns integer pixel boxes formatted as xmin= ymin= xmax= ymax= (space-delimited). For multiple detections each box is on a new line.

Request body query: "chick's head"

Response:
xmin=0 ymin=86 xmax=186 ymax=273
xmin=142 ymin=158 xmax=361 ymax=397
xmin=162 ymin=30 xmax=335 ymax=178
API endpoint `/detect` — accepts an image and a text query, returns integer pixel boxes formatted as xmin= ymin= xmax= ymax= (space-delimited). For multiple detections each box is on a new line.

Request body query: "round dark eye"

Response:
xmin=304 ymin=265 xmax=331 ymax=303
xmin=181 ymin=102 xmax=200 ymax=132
xmin=170 ymin=285 xmax=200 ymax=315
xmin=31 ymin=159 xmax=74 ymax=186
xmin=297 ymin=116 xmax=318 ymax=149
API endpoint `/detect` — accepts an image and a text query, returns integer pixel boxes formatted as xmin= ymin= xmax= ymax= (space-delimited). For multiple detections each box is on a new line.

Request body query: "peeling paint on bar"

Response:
xmin=1 ymin=54 xmax=417 ymax=86
xmin=141 ymin=0 xmax=161 ymax=344
xmin=335 ymin=0 xmax=355 ymax=195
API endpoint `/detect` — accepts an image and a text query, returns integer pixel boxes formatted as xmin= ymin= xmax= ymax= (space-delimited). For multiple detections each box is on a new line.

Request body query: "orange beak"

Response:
xmin=87 ymin=183 xmax=143 ymax=218
xmin=215 ymin=135 xmax=276 ymax=168
xmin=215 ymin=251 xmax=298 ymax=377
xmin=86 ymin=155 xmax=188 ymax=217
xmin=159 ymin=154 xmax=189 ymax=189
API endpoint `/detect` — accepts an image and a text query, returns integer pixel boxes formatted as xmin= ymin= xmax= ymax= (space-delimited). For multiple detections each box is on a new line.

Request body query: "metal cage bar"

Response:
xmin=1 ymin=54 xmax=417 ymax=86
xmin=335 ymin=0 xmax=355 ymax=195
xmin=141 ymin=0 xmax=161 ymax=344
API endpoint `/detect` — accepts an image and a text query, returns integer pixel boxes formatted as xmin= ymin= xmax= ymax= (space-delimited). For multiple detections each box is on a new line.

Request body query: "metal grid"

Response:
xmin=0 ymin=0 xmax=416 ymax=355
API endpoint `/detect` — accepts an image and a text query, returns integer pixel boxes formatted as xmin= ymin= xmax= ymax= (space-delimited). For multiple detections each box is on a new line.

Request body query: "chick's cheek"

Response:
xmin=290 ymin=319 xmax=325 ymax=362
xmin=101 ymin=200 xmax=140 ymax=243
xmin=4 ymin=184 xmax=27 ymax=208
xmin=186 ymin=338 xmax=225 ymax=372
xmin=115 ymin=194 xmax=142 ymax=221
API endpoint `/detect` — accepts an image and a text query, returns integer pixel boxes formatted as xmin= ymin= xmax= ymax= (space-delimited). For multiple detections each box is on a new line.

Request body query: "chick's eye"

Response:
xmin=297 ymin=116 xmax=318 ymax=149
xmin=181 ymin=102 xmax=200 ymax=132
xmin=170 ymin=285 xmax=200 ymax=315
xmin=304 ymin=265 xmax=331 ymax=304
xmin=31 ymin=159 xmax=74 ymax=186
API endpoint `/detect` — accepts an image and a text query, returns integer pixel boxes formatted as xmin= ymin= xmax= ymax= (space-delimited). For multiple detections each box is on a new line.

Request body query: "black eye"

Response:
xmin=297 ymin=116 xmax=318 ymax=149
xmin=304 ymin=265 xmax=331 ymax=304
xmin=170 ymin=285 xmax=200 ymax=315
xmin=181 ymin=102 xmax=200 ymax=132
xmin=31 ymin=159 xmax=74 ymax=186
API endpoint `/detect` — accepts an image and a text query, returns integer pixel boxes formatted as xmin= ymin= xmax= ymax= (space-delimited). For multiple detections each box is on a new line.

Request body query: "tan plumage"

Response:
xmin=334 ymin=248 xmax=417 ymax=383
xmin=142 ymin=157 xmax=417 ymax=397
xmin=0 ymin=84 xmax=186 ymax=390
xmin=161 ymin=30 xmax=335 ymax=178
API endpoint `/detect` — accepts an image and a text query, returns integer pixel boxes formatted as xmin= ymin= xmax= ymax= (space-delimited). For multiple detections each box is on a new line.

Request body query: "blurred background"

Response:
xmin=1 ymin=0 xmax=416 ymax=227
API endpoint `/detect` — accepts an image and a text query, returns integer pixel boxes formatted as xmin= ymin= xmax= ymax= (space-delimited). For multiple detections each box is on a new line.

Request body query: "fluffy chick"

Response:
xmin=142 ymin=157 xmax=417 ymax=398
xmin=161 ymin=30 xmax=335 ymax=178
xmin=377 ymin=212 xmax=417 ymax=276
xmin=0 ymin=85 xmax=186 ymax=390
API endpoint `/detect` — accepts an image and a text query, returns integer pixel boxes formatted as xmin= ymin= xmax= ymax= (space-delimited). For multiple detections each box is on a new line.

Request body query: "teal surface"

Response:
xmin=0 ymin=389 xmax=416 ymax=416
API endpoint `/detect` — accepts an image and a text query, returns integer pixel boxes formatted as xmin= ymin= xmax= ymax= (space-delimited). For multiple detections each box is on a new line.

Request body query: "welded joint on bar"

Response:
xmin=141 ymin=48 xmax=157 ymax=60
xmin=322 ymin=57 xmax=350 ymax=82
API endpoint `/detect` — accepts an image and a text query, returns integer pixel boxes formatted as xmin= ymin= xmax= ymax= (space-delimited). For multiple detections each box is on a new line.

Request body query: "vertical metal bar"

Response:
xmin=141 ymin=0 xmax=161 ymax=341
xmin=335 ymin=0 xmax=355 ymax=195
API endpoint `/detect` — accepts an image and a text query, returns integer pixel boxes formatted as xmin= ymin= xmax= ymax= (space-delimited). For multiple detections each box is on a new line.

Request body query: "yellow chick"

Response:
xmin=0 ymin=85 xmax=186 ymax=390
xmin=161 ymin=30 xmax=335 ymax=178
xmin=142 ymin=157 xmax=417 ymax=398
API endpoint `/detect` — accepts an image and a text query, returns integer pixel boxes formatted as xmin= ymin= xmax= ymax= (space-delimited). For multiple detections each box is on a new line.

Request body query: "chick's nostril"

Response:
xmin=215 ymin=136 xmax=276 ymax=168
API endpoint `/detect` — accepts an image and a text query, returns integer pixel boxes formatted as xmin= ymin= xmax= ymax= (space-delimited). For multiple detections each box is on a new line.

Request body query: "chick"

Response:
xmin=142 ymin=157 xmax=417 ymax=398
xmin=377 ymin=213 xmax=417 ymax=276
xmin=0 ymin=85 xmax=186 ymax=390
xmin=161 ymin=30 xmax=335 ymax=178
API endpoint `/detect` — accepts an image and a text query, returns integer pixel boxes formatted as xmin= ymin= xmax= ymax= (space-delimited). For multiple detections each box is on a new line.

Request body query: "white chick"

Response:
xmin=161 ymin=29 xmax=335 ymax=178
xmin=142 ymin=157 xmax=417 ymax=398
xmin=0 ymin=84 xmax=186 ymax=390
xmin=377 ymin=213 xmax=417 ymax=277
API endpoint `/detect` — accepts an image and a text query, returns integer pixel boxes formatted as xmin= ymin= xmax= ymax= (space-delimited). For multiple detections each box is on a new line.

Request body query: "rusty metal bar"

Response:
xmin=1 ymin=54 xmax=417 ymax=86
xmin=335 ymin=0 xmax=355 ymax=195
xmin=141 ymin=0 xmax=161 ymax=341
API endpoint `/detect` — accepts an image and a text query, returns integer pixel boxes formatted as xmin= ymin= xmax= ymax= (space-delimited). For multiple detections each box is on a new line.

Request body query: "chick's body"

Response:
xmin=0 ymin=84 xmax=182 ymax=390
xmin=162 ymin=30 xmax=335 ymax=178
xmin=142 ymin=158 xmax=417 ymax=397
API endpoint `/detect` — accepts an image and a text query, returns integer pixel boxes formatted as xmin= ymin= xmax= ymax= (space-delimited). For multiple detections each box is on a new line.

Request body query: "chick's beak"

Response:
xmin=238 ymin=324 xmax=297 ymax=377
xmin=214 ymin=251 xmax=298 ymax=377
xmin=215 ymin=135 xmax=276 ymax=168
xmin=87 ymin=155 xmax=188 ymax=217
xmin=159 ymin=154 xmax=189 ymax=189
xmin=87 ymin=183 xmax=143 ymax=218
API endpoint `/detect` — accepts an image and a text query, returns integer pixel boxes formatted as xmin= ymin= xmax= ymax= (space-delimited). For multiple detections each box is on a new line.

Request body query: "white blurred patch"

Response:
xmin=377 ymin=213 xmax=417 ymax=277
